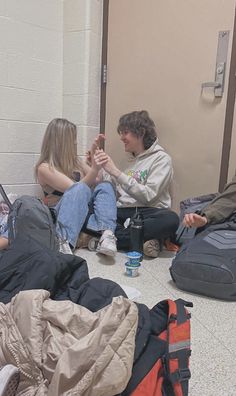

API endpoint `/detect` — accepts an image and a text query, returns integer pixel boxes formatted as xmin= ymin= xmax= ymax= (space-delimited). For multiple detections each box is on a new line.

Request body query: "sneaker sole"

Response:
xmin=96 ymin=247 xmax=117 ymax=257
xmin=88 ymin=238 xmax=100 ymax=251
xmin=59 ymin=245 xmax=73 ymax=255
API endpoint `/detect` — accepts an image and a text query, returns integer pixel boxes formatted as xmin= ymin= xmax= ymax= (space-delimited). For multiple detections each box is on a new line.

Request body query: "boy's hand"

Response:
xmin=183 ymin=213 xmax=208 ymax=228
xmin=94 ymin=150 xmax=121 ymax=178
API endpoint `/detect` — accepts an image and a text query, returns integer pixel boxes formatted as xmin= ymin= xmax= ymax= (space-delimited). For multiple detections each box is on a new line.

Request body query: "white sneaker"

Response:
xmin=59 ymin=240 xmax=73 ymax=255
xmin=88 ymin=231 xmax=117 ymax=257
xmin=97 ymin=231 xmax=117 ymax=257
xmin=0 ymin=365 xmax=20 ymax=396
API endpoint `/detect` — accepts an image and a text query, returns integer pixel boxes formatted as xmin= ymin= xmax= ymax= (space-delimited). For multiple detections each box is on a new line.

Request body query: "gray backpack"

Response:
xmin=7 ymin=194 xmax=59 ymax=251
xmin=171 ymin=217 xmax=236 ymax=300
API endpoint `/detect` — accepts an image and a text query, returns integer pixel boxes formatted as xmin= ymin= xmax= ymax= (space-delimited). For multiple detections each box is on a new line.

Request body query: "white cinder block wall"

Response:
xmin=63 ymin=0 xmax=103 ymax=157
xmin=0 ymin=0 xmax=103 ymax=196
xmin=0 ymin=0 xmax=63 ymax=196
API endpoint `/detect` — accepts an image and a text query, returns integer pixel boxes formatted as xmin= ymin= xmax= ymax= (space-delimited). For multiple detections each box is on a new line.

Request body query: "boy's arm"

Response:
xmin=201 ymin=176 xmax=236 ymax=224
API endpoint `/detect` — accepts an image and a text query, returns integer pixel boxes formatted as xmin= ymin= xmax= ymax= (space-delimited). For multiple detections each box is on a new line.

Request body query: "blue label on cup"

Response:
xmin=125 ymin=266 xmax=139 ymax=277
xmin=125 ymin=261 xmax=140 ymax=268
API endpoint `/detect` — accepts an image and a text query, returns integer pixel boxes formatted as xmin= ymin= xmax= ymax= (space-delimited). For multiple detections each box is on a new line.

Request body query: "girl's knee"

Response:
xmin=59 ymin=182 xmax=92 ymax=208
xmin=65 ymin=181 xmax=92 ymax=197
xmin=94 ymin=181 xmax=115 ymax=194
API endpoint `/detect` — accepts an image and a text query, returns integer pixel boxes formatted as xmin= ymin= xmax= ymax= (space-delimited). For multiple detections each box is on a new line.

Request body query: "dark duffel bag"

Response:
xmin=170 ymin=219 xmax=236 ymax=300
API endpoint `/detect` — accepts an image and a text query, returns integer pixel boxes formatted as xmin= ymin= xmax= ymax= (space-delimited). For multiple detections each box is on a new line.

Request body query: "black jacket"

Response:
xmin=0 ymin=236 xmax=126 ymax=311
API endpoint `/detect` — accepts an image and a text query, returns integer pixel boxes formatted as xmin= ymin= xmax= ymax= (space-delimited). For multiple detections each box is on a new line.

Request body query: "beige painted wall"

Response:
xmin=0 ymin=0 xmax=103 ymax=196
xmin=228 ymin=103 xmax=236 ymax=181
xmin=105 ymin=0 xmax=236 ymax=211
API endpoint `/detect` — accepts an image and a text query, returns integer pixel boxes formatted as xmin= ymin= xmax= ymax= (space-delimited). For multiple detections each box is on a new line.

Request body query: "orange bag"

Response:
xmin=130 ymin=299 xmax=192 ymax=396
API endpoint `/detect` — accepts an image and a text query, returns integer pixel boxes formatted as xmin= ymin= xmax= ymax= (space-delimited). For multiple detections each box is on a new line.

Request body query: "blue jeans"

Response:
xmin=55 ymin=181 xmax=117 ymax=248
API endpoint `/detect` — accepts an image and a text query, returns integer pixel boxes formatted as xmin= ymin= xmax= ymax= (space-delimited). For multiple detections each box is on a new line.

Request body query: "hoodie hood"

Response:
xmin=136 ymin=139 xmax=165 ymax=159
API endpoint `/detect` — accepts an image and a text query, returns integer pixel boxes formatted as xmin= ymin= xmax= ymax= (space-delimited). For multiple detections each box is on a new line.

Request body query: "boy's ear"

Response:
xmin=140 ymin=127 xmax=145 ymax=138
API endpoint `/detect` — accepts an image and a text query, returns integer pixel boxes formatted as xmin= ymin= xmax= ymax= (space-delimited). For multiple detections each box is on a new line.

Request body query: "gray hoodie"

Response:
xmin=108 ymin=140 xmax=173 ymax=209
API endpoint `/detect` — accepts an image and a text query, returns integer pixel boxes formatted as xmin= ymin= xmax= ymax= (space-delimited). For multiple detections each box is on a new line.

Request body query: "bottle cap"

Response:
xmin=131 ymin=212 xmax=143 ymax=226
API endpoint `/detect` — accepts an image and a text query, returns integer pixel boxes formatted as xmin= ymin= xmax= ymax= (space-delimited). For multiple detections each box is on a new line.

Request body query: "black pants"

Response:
xmin=115 ymin=207 xmax=179 ymax=250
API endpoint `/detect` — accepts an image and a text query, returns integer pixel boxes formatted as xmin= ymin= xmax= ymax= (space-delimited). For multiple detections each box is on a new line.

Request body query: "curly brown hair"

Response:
xmin=117 ymin=110 xmax=157 ymax=150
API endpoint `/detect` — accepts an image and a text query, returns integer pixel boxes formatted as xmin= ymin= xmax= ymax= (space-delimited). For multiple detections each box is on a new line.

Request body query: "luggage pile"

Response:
xmin=171 ymin=193 xmax=236 ymax=301
xmin=0 ymin=185 xmax=192 ymax=395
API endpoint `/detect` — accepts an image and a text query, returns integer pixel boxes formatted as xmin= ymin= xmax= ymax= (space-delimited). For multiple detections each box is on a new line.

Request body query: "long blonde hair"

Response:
xmin=35 ymin=118 xmax=84 ymax=180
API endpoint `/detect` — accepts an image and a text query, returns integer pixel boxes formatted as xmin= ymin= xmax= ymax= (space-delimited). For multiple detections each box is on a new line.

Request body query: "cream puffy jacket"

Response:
xmin=106 ymin=140 xmax=173 ymax=209
xmin=0 ymin=290 xmax=138 ymax=396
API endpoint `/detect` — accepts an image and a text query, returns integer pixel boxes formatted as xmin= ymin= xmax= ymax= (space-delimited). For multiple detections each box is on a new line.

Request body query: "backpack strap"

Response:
xmin=175 ymin=210 xmax=204 ymax=246
xmin=162 ymin=299 xmax=192 ymax=396
xmin=0 ymin=184 xmax=13 ymax=210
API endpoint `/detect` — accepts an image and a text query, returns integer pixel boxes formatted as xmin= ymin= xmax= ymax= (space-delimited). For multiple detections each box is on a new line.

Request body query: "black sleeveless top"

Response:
xmin=44 ymin=171 xmax=81 ymax=198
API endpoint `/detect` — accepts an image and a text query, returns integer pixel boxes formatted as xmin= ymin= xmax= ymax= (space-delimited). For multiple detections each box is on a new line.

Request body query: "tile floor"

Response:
xmin=75 ymin=247 xmax=236 ymax=396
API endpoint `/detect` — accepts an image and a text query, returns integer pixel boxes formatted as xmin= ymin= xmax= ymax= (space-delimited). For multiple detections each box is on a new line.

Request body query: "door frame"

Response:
xmin=100 ymin=0 xmax=236 ymax=191
xmin=99 ymin=0 xmax=109 ymax=145
xmin=219 ymin=5 xmax=236 ymax=191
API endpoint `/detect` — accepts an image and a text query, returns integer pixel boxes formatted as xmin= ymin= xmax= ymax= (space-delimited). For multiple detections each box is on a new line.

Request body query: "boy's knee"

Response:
xmin=170 ymin=211 xmax=179 ymax=230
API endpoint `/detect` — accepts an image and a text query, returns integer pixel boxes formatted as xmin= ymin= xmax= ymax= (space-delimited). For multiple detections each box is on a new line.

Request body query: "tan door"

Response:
xmin=228 ymin=104 xmax=236 ymax=181
xmin=104 ymin=0 xmax=236 ymax=211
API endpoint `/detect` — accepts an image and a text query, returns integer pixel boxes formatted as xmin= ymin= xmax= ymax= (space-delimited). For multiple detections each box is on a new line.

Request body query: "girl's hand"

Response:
xmin=86 ymin=150 xmax=92 ymax=166
xmin=90 ymin=134 xmax=106 ymax=156
xmin=92 ymin=149 xmax=108 ymax=171
xmin=89 ymin=134 xmax=106 ymax=170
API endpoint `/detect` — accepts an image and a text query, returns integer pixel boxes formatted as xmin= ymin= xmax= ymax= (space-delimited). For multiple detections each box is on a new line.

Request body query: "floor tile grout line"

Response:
xmin=143 ymin=267 xmax=236 ymax=356
xmin=143 ymin=265 xmax=180 ymax=299
xmin=81 ymin=252 xmax=236 ymax=357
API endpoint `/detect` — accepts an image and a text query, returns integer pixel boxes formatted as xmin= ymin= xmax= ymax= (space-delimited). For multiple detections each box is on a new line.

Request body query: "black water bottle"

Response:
xmin=130 ymin=211 xmax=144 ymax=254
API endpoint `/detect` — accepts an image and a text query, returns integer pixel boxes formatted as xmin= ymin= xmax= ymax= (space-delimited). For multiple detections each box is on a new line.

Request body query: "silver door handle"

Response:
xmin=201 ymin=62 xmax=225 ymax=97
xmin=201 ymin=31 xmax=230 ymax=98
xmin=201 ymin=81 xmax=221 ymax=89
